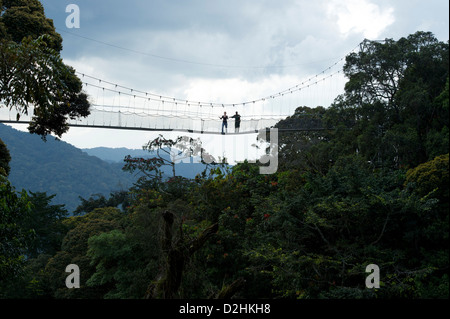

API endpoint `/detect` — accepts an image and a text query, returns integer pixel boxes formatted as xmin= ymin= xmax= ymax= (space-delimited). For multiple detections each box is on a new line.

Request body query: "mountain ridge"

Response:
xmin=1 ymin=124 xmax=211 ymax=213
xmin=81 ymin=147 xmax=151 ymax=163
xmin=0 ymin=124 xmax=137 ymax=212
xmin=82 ymin=146 xmax=211 ymax=179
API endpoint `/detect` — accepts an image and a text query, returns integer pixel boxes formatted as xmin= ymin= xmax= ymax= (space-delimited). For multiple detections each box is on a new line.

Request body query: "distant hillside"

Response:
xmin=82 ymin=146 xmax=211 ymax=179
xmin=0 ymin=124 xmax=136 ymax=213
xmin=1 ymin=124 xmax=213 ymax=213
xmin=82 ymin=147 xmax=150 ymax=163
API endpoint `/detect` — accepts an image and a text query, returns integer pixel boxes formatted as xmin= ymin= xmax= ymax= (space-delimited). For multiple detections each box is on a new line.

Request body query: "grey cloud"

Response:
xmin=41 ymin=0 xmax=448 ymax=94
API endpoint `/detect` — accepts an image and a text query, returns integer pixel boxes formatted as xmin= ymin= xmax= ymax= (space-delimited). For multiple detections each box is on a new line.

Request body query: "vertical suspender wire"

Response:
xmin=311 ymin=80 xmax=316 ymax=109
xmin=132 ymin=95 xmax=136 ymax=128
xmin=286 ymin=91 xmax=292 ymax=119
xmin=124 ymin=90 xmax=130 ymax=128
xmin=139 ymin=96 xmax=144 ymax=128
xmin=328 ymin=73 xmax=333 ymax=107
xmin=147 ymin=96 xmax=152 ymax=129
xmin=144 ymin=97 xmax=149 ymax=129
xmin=93 ymin=80 xmax=100 ymax=126
xmin=332 ymin=72 xmax=337 ymax=106
xmin=160 ymin=100 xmax=165 ymax=129
xmin=208 ymin=103 xmax=212 ymax=133
xmin=117 ymin=91 xmax=121 ymax=127
xmin=111 ymin=88 xmax=116 ymax=127
xmin=108 ymin=87 xmax=114 ymax=127
xmin=174 ymin=102 xmax=178 ymax=130
xmin=159 ymin=96 xmax=165 ymax=130
xmin=184 ymin=102 xmax=188 ymax=130
xmin=156 ymin=97 xmax=161 ymax=130
xmin=270 ymin=96 xmax=274 ymax=121
xmin=102 ymin=87 xmax=105 ymax=126
xmin=201 ymin=102 xmax=205 ymax=133
xmin=86 ymin=82 xmax=91 ymax=125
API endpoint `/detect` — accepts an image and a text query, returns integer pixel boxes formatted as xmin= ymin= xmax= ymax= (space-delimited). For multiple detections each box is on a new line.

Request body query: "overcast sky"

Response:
xmin=22 ymin=0 xmax=450 ymax=162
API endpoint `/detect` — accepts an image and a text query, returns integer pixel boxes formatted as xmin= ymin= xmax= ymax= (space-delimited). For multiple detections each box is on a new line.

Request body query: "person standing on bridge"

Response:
xmin=220 ymin=112 xmax=228 ymax=134
xmin=231 ymin=111 xmax=241 ymax=133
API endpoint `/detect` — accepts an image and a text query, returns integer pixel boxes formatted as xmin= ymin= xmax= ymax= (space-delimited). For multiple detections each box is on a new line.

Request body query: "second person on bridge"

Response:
xmin=231 ymin=111 xmax=241 ymax=133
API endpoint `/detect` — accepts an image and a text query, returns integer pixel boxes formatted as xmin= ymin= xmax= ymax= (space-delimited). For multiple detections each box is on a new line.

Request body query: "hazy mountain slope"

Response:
xmin=0 ymin=124 xmax=136 ymax=212
xmin=1 ymin=124 xmax=215 ymax=212
xmin=82 ymin=146 xmax=211 ymax=179
xmin=81 ymin=147 xmax=150 ymax=163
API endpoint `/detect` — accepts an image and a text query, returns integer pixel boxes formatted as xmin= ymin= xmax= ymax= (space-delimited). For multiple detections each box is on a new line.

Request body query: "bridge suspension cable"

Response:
xmin=76 ymin=56 xmax=346 ymax=109
xmin=1 ymin=42 xmax=363 ymax=134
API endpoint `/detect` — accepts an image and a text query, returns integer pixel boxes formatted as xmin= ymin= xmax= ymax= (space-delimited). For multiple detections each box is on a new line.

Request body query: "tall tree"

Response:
xmin=341 ymin=31 xmax=448 ymax=166
xmin=273 ymin=106 xmax=333 ymax=173
xmin=23 ymin=192 xmax=68 ymax=258
xmin=273 ymin=32 xmax=448 ymax=171
xmin=0 ymin=0 xmax=90 ymax=138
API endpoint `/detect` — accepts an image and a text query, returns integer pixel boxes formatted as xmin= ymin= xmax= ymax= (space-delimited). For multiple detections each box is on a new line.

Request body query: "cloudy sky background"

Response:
xmin=11 ymin=0 xmax=450 ymax=162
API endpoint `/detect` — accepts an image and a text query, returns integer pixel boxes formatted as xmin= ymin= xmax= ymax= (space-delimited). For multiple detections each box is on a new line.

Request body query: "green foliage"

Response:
xmin=0 ymin=175 xmax=33 ymax=289
xmin=405 ymin=153 xmax=449 ymax=200
xmin=278 ymin=31 xmax=449 ymax=172
xmin=0 ymin=0 xmax=62 ymax=51
xmin=74 ymin=191 xmax=131 ymax=216
xmin=86 ymin=230 xmax=136 ymax=298
xmin=0 ymin=184 xmax=67 ymax=298
xmin=0 ymin=0 xmax=89 ymax=138
xmin=43 ymin=207 xmax=128 ymax=299
xmin=0 ymin=139 xmax=11 ymax=176
xmin=3 ymin=31 xmax=448 ymax=300
xmin=23 ymin=192 xmax=68 ymax=258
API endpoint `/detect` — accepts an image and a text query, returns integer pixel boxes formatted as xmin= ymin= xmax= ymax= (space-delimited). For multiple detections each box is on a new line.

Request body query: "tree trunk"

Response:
xmin=146 ymin=210 xmax=218 ymax=299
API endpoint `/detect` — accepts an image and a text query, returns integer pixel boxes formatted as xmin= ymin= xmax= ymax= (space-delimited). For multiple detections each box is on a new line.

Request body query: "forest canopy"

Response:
xmin=1 ymin=30 xmax=448 ymax=299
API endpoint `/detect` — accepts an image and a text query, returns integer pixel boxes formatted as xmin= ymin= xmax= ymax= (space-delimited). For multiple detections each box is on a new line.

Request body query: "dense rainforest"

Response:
xmin=0 ymin=0 xmax=448 ymax=301
xmin=1 ymin=30 xmax=448 ymax=299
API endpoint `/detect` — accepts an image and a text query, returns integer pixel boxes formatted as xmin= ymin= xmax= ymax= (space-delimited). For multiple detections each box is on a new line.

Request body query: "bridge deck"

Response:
xmin=0 ymin=120 xmax=329 ymax=135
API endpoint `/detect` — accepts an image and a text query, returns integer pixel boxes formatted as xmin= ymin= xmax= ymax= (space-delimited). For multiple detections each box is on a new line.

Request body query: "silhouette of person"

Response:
xmin=220 ymin=112 xmax=228 ymax=134
xmin=231 ymin=111 xmax=241 ymax=133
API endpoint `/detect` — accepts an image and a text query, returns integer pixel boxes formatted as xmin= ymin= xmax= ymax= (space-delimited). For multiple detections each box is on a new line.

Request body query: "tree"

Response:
xmin=273 ymin=106 xmax=335 ymax=173
xmin=23 ymin=192 xmax=68 ymax=258
xmin=0 ymin=132 xmax=35 ymax=295
xmin=0 ymin=176 xmax=33 ymax=289
xmin=272 ymin=32 xmax=448 ymax=172
xmin=0 ymin=0 xmax=90 ymax=138
xmin=405 ymin=153 xmax=449 ymax=213
xmin=43 ymin=207 xmax=128 ymax=299
xmin=0 ymin=0 xmax=63 ymax=51
xmin=340 ymin=31 xmax=448 ymax=167
xmin=123 ymin=135 xmax=221 ymax=203
xmin=146 ymin=210 xmax=218 ymax=299
xmin=123 ymin=135 xmax=212 ymax=182
xmin=74 ymin=191 xmax=131 ymax=216
xmin=343 ymin=38 xmax=407 ymax=115
xmin=86 ymin=230 xmax=135 ymax=298
xmin=0 ymin=138 xmax=11 ymax=176
xmin=0 ymin=191 xmax=68 ymax=298
xmin=425 ymin=76 xmax=449 ymax=160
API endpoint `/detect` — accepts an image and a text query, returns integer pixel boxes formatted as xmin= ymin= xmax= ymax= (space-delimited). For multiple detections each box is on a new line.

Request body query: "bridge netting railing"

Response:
xmin=69 ymin=106 xmax=286 ymax=133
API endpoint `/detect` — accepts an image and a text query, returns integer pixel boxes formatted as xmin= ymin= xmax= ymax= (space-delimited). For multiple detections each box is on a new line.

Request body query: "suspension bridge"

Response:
xmin=0 ymin=47 xmax=354 ymax=135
